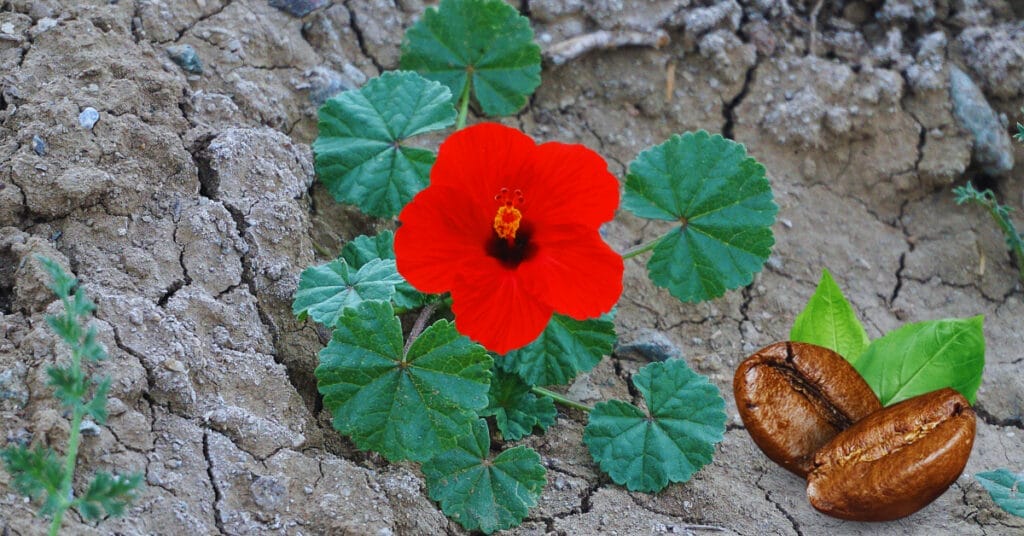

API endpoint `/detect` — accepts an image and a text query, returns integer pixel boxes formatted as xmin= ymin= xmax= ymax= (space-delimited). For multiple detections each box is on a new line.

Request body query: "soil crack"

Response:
xmin=171 ymin=0 xmax=234 ymax=44
xmin=343 ymin=0 xmax=385 ymax=72
xmin=973 ymin=403 xmax=1024 ymax=430
xmin=158 ymin=206 xmax=194 ymax=308
xmin=722 ymin=59 xmax=755 ymax=141
xmin=755 ymin=473 xmax=803 ymax=536
xmin=203 ymin=430 xmax=228 ymax=535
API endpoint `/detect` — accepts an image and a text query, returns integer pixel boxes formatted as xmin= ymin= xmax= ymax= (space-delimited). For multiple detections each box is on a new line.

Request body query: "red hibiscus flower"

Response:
xmin=394 ymin=123 xmax=624 ymax=354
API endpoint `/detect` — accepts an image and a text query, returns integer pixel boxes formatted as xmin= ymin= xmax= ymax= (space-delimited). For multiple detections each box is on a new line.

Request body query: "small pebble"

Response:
xmin=614 ymin=329 xmax=682 ymax=362
xmin=79 ymin=420 xmax=101 ymax=436
xmin=163 ymin=358 xmax=186 ymax=372
xmin=78 ymin=107 xmax=99 ymax=129
xmin=165 ymin=44 xmax=203 ymax=74
xmin=269 ymin=0 xmax=328 ymax=17
xmin=31 ymin=135 xmax=46 ymax=156
xmin=305 ymin=70 xmax=350 ymax=106
xmin=250 ymin=476 xmax=287 ymax=510
xmin=128 ymin=309 xmax=144 ymax=325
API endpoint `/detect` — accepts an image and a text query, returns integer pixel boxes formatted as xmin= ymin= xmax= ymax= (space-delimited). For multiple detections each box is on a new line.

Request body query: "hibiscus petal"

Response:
xmin=521 ymin=141 xmax=620 ymax=229
xmin=395 ymin=185 xmax=491 ymax=294
xmin=429 ymin=122 xmax=537 ymax=210
xmin=450 ymin=257 xmax=554 ymax=355
xmin=520 ymin=225 xmax=624 ymax=320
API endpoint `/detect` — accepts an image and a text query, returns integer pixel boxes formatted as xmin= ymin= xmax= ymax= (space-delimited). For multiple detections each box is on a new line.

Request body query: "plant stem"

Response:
xmin=986 ymin=208 xmax=1024 ymax=283
xmin=51 ymin=299 xmax=83 ymax=536
xmin=50 ymin=406 xmax=84 ymax=536
xmin=455 ymin=76 xmax=472 ymax=131
xmin=531 ymin=386 xmax=593 ymax=413
xmin=956 ymin=184 xmax=1024 ymax=283
xmin=404 ymin=301 xmax=441 ymax=356
xmin=621 ymin=236 xmax=665 ymax=260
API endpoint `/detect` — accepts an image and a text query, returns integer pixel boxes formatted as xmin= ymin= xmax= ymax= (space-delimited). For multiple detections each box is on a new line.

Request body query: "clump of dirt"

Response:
xmin=1 ymin=0 xmax=1023 ymax=534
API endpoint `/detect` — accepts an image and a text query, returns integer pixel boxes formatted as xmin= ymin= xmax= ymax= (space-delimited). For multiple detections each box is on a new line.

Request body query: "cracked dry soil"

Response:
xmin=1 ymin=0 xmax=1023 ymax=534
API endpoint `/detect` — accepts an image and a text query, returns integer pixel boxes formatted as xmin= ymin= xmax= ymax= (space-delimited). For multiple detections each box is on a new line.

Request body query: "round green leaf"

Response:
xmin=313 ymin=71 xmax=456 ymax=218
xmin=423 ymin=419 xmax=546 ymax=534
xmin=976 ymin=469 xmax=1024 ymax=518
xmin=624 ymin=131 xmax=777 ymax=303
xmin=479 ymin=368 xmax=556 ymax=441
xmin=583 ymin=360 xmax=726 ymax=492
xmin=292 ymin=258 xmax=403 ymax=327
xmin=400 ymin=0 xmax=541 ymax=117
xmin=501 ymin=313 xmax=615 ymax=386
xmin=854 ymin=316 xmax=985 ymax=406
xmin=316 ymin=301 xmax=492 ymax=462
xmin=340 ymin=231 xmax=426 ymax=309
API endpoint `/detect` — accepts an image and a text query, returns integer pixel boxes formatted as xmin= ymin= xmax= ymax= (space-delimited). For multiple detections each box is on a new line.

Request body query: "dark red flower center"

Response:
xmin=487 ymin=187 xmax=535 ymax=268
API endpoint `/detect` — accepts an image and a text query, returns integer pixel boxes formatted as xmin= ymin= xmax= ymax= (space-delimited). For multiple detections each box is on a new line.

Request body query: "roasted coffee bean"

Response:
xmin=807 ymin=388 xmax=976 ymax=521
xmin=734 ymin=341 xmax=882 ymax=476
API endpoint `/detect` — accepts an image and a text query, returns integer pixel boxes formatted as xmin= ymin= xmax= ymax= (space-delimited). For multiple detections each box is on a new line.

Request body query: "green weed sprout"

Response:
xmin=1 ymin=256 xmax=141 ymax=535
xmin=953 ymin=182 xmax=1024 ymax=283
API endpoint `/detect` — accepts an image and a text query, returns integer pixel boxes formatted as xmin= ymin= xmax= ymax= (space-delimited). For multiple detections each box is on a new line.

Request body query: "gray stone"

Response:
xmin=949 ymin=65 xmax=1014 ymax=175
xmin=614 ymin=329 xmax=681 ymax=362
xmin=269 ymin=0 xmax=328 ymax=18
xmin=30 ymin=135 xmax=46 ymax=156
xmin=301 ymin=67 xmax=350 ymax=105
xmin=166 ymin=44 xmax=203 ymax=75
xmin=78 ymin=106 xmax=99 ymax=129
xmin=250 ymin=475 xmax=288 ymax=511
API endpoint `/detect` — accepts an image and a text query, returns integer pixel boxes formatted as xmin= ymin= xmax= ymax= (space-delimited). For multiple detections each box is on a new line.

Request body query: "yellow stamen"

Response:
xmin=494 ymin=205 xmax=522 ymax=240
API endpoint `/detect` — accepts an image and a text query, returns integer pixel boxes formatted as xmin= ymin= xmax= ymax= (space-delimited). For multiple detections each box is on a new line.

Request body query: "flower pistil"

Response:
xmin=493 ymin=187 xmax=524 ymax=243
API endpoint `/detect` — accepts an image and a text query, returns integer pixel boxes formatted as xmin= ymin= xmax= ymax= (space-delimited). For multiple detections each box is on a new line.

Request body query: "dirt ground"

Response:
xmin=1 ymin=0 xmax=1023 ymax=534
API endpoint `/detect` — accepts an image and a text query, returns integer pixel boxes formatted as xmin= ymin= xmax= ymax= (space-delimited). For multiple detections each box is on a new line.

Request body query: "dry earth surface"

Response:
xmin=1 ymin=0 xmax=1023 ymax=534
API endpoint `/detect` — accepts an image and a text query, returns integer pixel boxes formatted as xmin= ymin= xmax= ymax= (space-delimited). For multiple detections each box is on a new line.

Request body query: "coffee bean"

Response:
xmin=807 ymin=388 xmax=976 ymax=521
xmin=734 ymin=341 xmax=882 ymax=476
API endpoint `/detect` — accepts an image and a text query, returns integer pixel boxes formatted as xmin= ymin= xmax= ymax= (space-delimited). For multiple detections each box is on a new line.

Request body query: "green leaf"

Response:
xmin=292 ymin=258 xmax=403 ymax=327
xmin=340 ymin=232 xmax=396 ymax=267
xmin=790 ymin=269 xmax=870 ymax=364
xmin=313 ymin=71 xmax=456 ymax=218
xmin=423 ymin=419 xmax=546 ymax=534
xmin=623 ymin=131 xmax=777 ymax=303
xmin=86 ymin=377 xmax=111 ymax=425
xmin=480 ymin=368 xmax=556 ymax=441
xmin=501 ymin=313 xmax=615 ymax=386
xmin=37 ymin=255 xmax=76 ymax=298
xmin=0 ymin=445 xmax=65 ymax=503
xmin=47 ymin=314 xmax=81 ymax=349
xmin=400 ymin=0 xmax=541 ymax=117
xmin=71 ymin=289 xmax=96 ymax=318
xmin=316 ymin=301 xmax=492 ymax=462
xmin=976 ymin=469 xmax=1024 ymax=518
xmin=855 ymin=316 xmax=985 ymax=406
xmin=583 ymin=360 xmax=726 ymax=492
xmin=79 ymin=327 xmax=107 ymax=362
xmin=74 ymin=471 xmax=142 ymax=520
xmin=340 ymin=231 xmax=426 ymax=309
xmin=47 ymin=364 xmax=88 ymax=409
